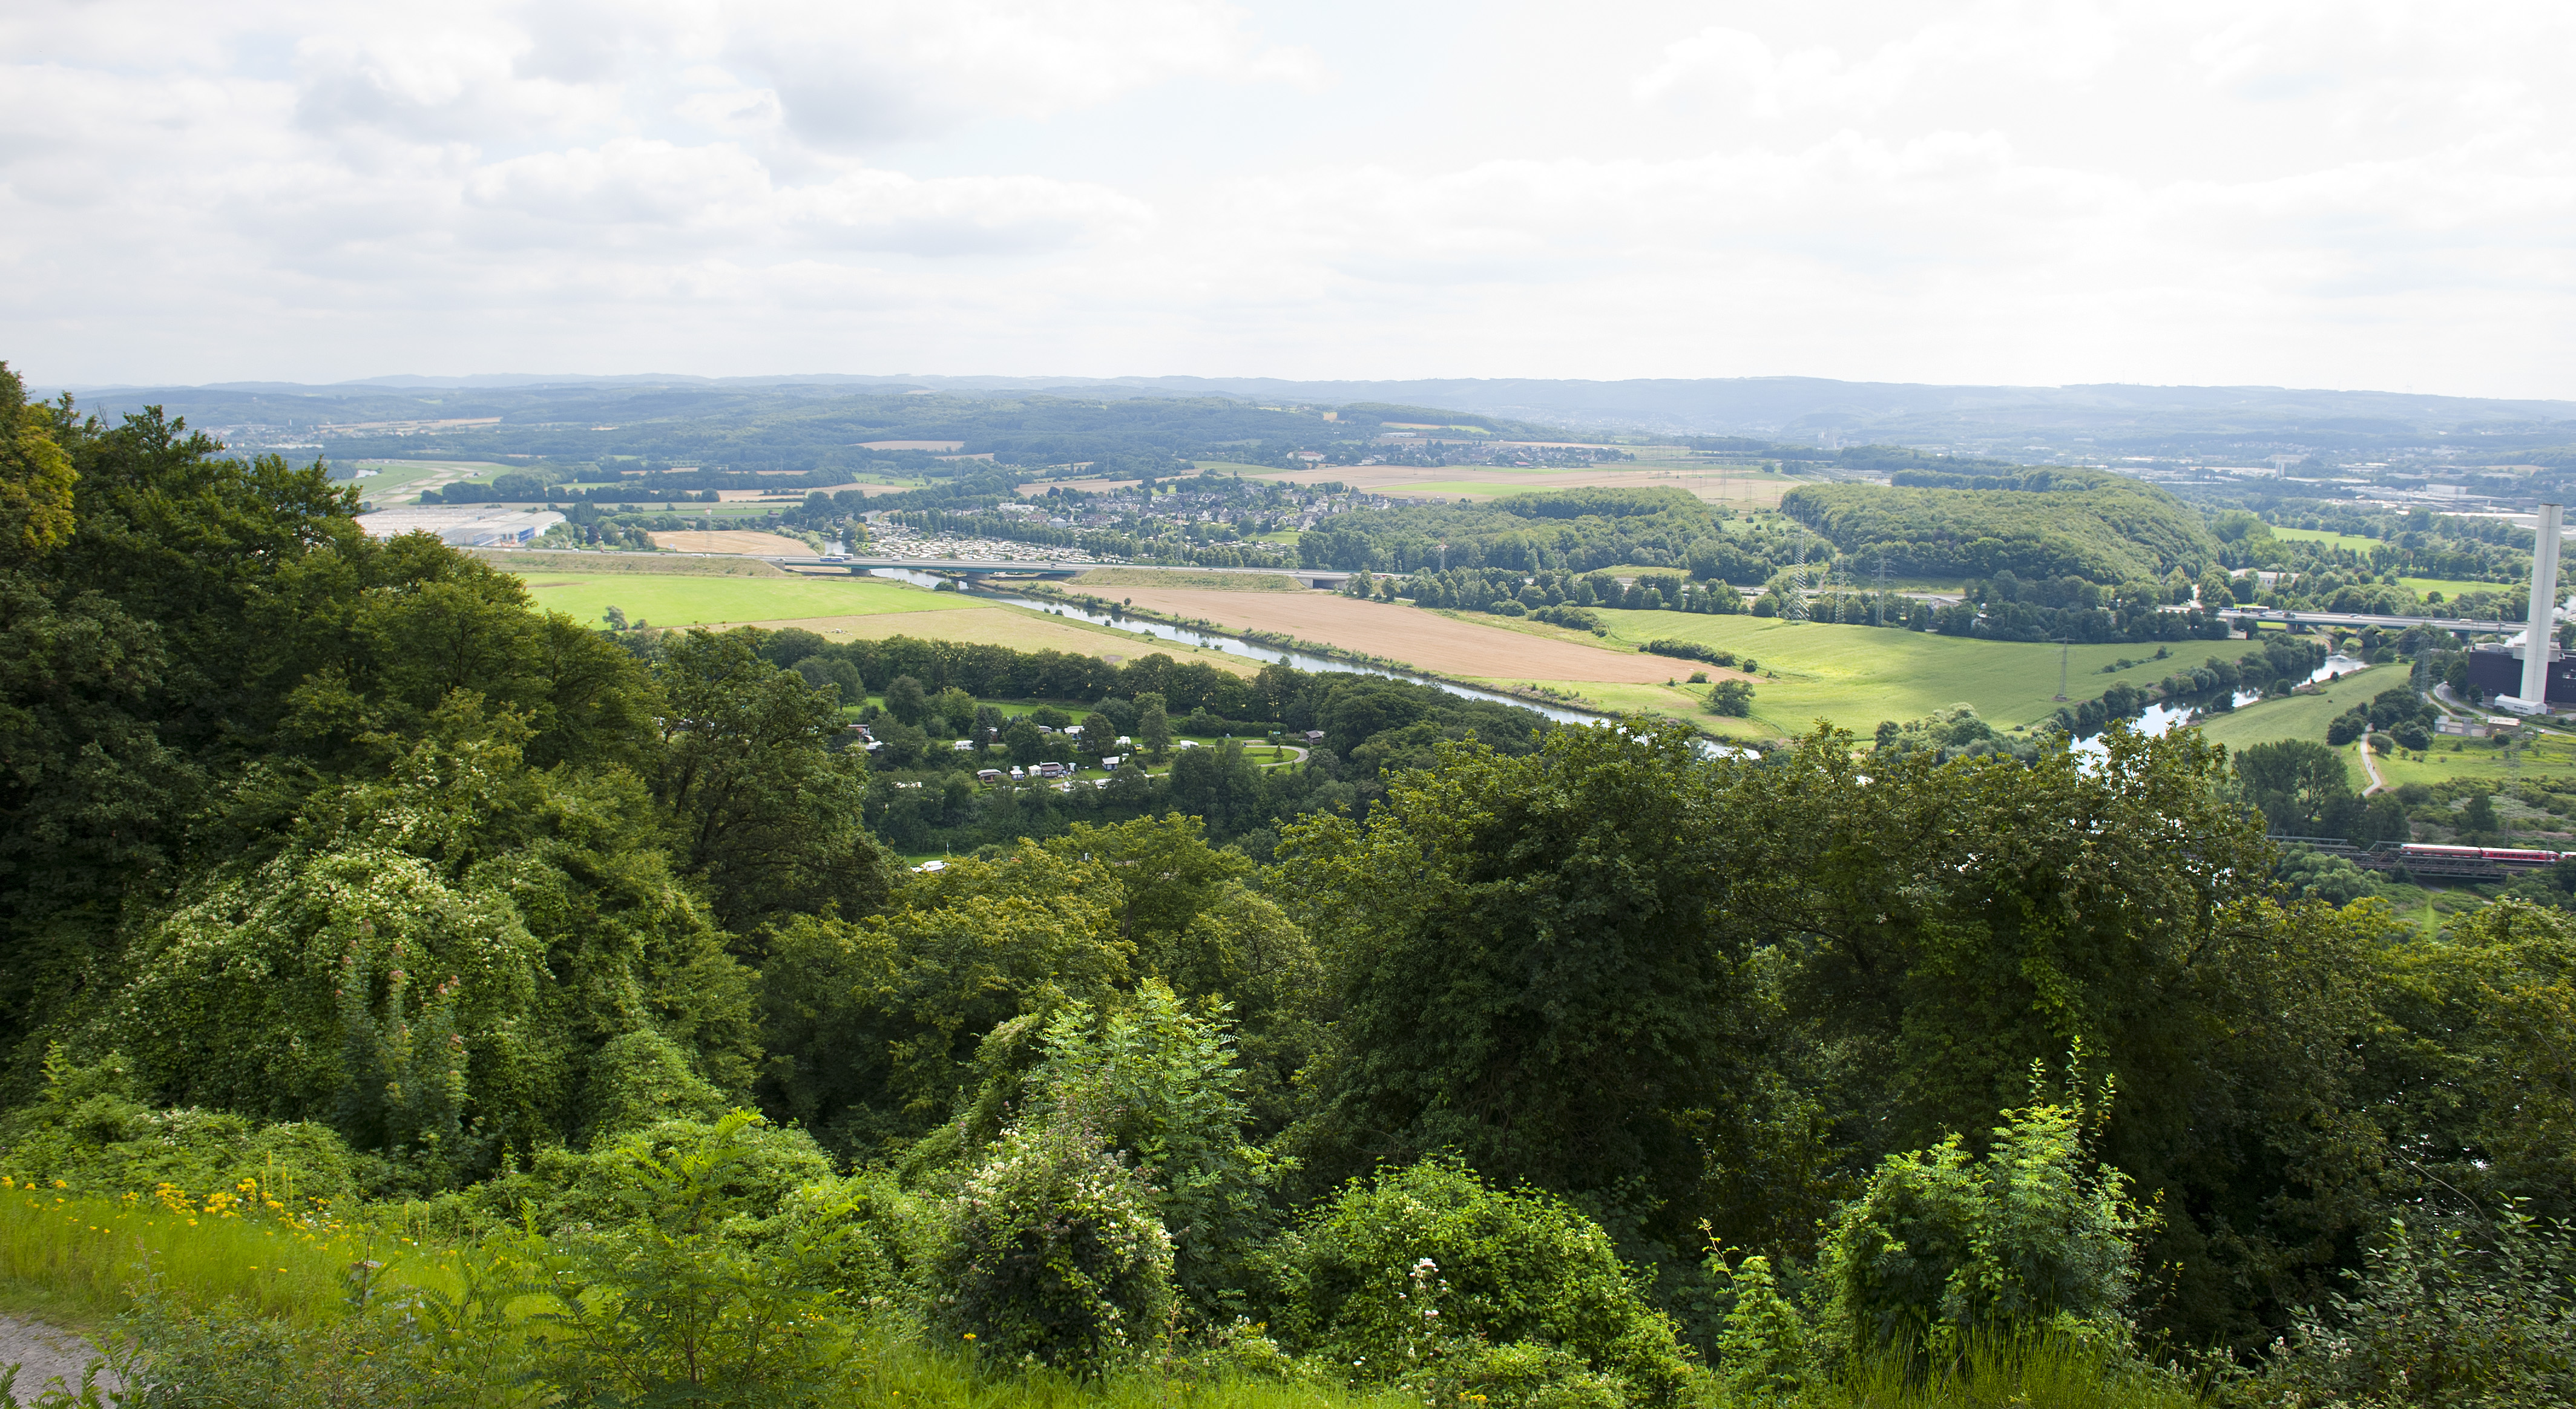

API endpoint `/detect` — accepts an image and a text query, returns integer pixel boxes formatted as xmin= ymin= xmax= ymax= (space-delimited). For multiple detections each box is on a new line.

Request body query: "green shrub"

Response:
xmin=0 ymin=1047 xmax=363 ymax=1204
xmin=582 ymin=1029 xmax=728 ymax=1143
xmin=439 ymin=1113 xmax=907 ymax=1304
xmin=1814 ymin=1085 xmax=2148 ymax=1368
xmin=931 ymin=1117 xmax=1176 ymax=1377
xmin=1268 ymin=1158 xmax=1694 ymax=1404
xmin=522 ymin=1110 xmax=853 ymax=1405
xmin=1013 ymin=983 xmax=1282 ymax=1322
xmin=2233 ymin=1207 xmax=2576 ymax=1407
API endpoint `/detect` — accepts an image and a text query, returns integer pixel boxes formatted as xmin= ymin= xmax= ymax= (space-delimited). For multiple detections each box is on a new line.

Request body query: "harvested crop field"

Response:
xmin=732 ymin=608 xmax=1260 ymax=676
xmin=1105 ymin=588 xmax=1682 ymax=682
xmin=648 ymin=530 xmax=813 ymax=554
xmin=1066 ymin=568 xmax=1306 ymax=593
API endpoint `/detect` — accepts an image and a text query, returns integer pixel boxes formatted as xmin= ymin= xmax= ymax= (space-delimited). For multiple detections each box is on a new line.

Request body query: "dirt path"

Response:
xmin=2358 ymin=737 xmax=2387 ymax=795
xmin=1 ymin=1314 xmax=119 ymax=1399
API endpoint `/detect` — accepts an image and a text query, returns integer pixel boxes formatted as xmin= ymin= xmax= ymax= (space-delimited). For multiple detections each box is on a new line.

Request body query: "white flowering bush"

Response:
xmin=930 ymin=1117 xmax=1175 ymax=1377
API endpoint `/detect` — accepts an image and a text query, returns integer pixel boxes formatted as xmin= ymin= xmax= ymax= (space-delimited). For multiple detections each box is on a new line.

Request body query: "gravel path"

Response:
xmin=0 ymin=1313 xmax=120 ymax=1400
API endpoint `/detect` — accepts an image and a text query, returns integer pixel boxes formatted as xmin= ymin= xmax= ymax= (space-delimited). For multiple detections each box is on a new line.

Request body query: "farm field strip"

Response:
xmin=1065 ymin=568 xmax=1307 ymax=593
xmin=735 ymin=608 xmax=1261 ymax=675
xmin=1096 ymin=588 xmax=1681 ymax=682
xmin=648 ymin=530 xmax=815 ymax=555
xmin=516 ymin=572 xmax=984 ymax=628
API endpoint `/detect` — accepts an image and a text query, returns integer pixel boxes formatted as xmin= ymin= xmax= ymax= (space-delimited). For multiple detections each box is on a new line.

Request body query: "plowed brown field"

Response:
xmin=1105 ymin=588 xmax=1683 ymax=682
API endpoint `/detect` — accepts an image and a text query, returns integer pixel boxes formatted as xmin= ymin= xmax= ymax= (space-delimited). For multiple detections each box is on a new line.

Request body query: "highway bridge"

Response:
xmin=2218 ymin=606 xmax=2524 ymax=635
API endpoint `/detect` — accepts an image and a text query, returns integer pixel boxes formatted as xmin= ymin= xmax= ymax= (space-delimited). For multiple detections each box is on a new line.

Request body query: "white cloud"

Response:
xmin=0 ymin=0 xmax=2568 ymax=397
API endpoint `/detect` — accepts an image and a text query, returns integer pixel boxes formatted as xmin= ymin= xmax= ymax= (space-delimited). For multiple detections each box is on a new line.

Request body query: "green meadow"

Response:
xmin=2267 ymin=525 xmax=2384 ymax=553
xmin=518 ymin=571 xmax=984 ymax=628
xmin=1580 ymin=611 xmax=2229 ymax=738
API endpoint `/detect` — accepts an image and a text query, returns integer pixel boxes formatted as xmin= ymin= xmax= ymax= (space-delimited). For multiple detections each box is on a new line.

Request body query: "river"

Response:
xmin=2074 ymin=654 xmax=2368 ymax=755
xmin=872 ymin=569 xmax=2367 ymax=749
xmin=866 ymin=568 xmax=1612 ymax=726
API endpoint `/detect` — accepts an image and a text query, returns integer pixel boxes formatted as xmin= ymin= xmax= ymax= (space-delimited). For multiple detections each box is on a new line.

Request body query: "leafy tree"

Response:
xmin=651 ymin=629 xmax=896 ymax=934
xmin=2463 ymin=790 xmax=2500 ymax=838
xmin=2364 ymin=899 xmax=2576 ymax=1221
xmin=1707 ymin=679 xmax=1754 ymax=716
xmin=2242 ymin=1207 xmax=2576 ymax=1408
xmin=0 ymin=363 xmax=75 ymax=554
xmin=1137 ymin=691 xmax=1173 ymax=759
xmin=883 ymin=674 xmax=928 ymax=725
xmin=1275 ymin=723 xmax=1767 ymax=1246
xmin=2236 ymin=738 xmax=2362 ymax=836
xmin=1785 ymin=728 xmax=2388 ymax=1352
xmin=755 ymin=844 xmax=1131 ymax=1158
xmin=59 ymin=700 xmax=758 ymax=1179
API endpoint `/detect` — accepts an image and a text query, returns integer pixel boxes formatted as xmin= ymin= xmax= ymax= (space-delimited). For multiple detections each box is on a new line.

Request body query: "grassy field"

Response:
xmin=787 ymin=607 xmax=1263 ymax=675
xmin=2400 ymin=576 xmax=2516 ymax=599
xmin=2376 ymin=726 xmax=2576 ymax=790
xmin=346 ymin=459 xmax=516 ymax=505
xmin=1579 ymin=612 xmax=2230 ymax=739
xmin=2269 ymin=525 xmax=2384 ymax=552
xmin=2189 ymin=669 xmax=2386 ymax=757
xmin=517 ymin=573 xmax=984 ymax=629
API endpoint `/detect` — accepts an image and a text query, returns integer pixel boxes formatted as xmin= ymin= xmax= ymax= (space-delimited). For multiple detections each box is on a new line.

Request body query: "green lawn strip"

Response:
xmin=2186 ymin=671 xmax=2386 ymax=786
xmin=513 ymin=573 xmax=984 ymax=628
xmin=1456 ymin=678 xmax=1709 ymax=721
xmin=2373 ymin=731 xmax=2576 ymax=791
xmin=2267 ymin=526 xmax=2385 ymax=552
xmin=2400 ymin=576 xmax=2519 ymax=599
xmin=1581 ymin=612 xmax=2214 ymax=736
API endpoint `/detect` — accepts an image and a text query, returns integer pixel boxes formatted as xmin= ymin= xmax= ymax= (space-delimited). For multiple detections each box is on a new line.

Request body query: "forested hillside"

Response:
xmin=3 ymin=367 xmax=2572 ymax=1407
xmin=1780 ymin=470 xmax=2221 ymax=582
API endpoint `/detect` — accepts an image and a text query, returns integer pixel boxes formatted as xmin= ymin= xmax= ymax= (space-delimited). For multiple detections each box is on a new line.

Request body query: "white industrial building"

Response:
xmin=358 ymin=505 xmax=566 ymax=547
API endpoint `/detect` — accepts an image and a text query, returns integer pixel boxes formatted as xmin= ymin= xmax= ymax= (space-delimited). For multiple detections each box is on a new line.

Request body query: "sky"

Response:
xmin=4 ymin=1 xmax=2571 ymax=396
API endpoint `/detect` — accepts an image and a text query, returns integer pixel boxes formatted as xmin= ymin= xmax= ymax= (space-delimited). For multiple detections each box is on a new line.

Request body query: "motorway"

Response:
xmin=2218 ymin=606 xmax=2523 ymax=634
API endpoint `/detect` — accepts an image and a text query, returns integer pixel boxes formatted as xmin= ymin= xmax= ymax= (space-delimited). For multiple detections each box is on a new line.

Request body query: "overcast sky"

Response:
xmin=5 ymin=1 xmax=2570 ymax=396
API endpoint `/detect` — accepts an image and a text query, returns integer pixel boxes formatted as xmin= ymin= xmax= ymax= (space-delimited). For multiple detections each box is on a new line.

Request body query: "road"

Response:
xmin=2357 ymin=737 xmax=2387 ymax=795
xmin=1 ymin=1314 xmax=118 ymax=1398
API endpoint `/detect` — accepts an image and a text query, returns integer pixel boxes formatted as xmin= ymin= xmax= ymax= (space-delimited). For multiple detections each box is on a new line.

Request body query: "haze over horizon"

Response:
xmin=7 ymin=1 xmax=2571 ymax=399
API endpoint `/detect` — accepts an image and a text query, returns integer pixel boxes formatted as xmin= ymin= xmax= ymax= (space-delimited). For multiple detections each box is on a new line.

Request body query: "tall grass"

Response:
xmin=0 ymin=1177 xmax=459 ymax=1327
xmin=1821 ymin=1332 xmax=2206 ymax=1409
xmin=2 ymin=1184 xmax=2206 ymax=1408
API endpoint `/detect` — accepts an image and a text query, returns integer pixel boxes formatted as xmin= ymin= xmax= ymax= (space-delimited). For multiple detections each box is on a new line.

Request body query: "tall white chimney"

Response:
xmin=2522 ymin=501 xmax=2564 ymax=707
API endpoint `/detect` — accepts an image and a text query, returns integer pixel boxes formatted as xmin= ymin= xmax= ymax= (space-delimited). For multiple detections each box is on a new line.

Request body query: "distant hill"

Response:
xmin=36 ymin=373 xmax=2576 ymax=464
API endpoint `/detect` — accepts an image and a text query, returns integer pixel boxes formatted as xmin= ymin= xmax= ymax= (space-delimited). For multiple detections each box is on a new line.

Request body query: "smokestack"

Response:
xmin=2522 ymin=501 xmax=2564 ymax=708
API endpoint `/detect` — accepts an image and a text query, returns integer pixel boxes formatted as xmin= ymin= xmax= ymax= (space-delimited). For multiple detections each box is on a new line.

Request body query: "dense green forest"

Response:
xmin=1779 ymin=472 xmax=2221 ymax=583
xmin=4 ymin=371 xmax=2574 ymax=1407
